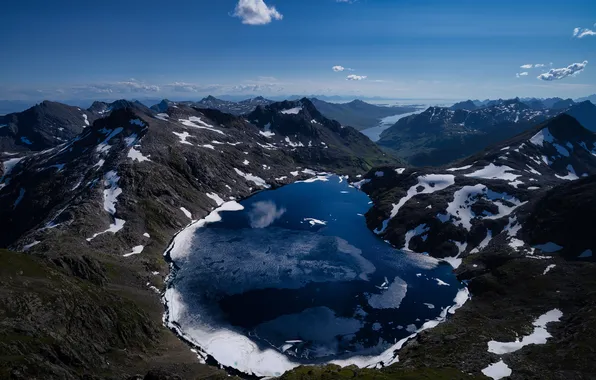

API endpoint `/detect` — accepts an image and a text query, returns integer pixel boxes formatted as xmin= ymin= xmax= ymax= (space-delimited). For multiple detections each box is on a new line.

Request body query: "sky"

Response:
xmin=1 ymin=0 xmax=596 ymax=102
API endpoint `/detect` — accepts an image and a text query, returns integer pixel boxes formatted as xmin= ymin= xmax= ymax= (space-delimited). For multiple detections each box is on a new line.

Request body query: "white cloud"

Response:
xmin=534 ymin=64 xmax=545 ymax=68
xmin=520 ymin=64 xmax=533 ymax=69
xmin=346 ymin=74 xmax=367 ymax=81
xmin=516 ymin=72 xmax=529 ymax=78
xmin=537 ymin=61 xmax=588 ymax=81
xmin=332 ymin=65 xmax=355 ymax=72
xmin=573 ymin=27 xmax=596 ymax=38
xmin=233 ymin=0 xmax=283 ymax=25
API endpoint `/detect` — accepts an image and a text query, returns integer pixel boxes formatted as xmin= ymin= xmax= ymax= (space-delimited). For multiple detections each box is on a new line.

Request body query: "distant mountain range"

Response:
xmin=377 ymin=98 xmax=596 ymax=166
xmin=309 ymin=98 xmax=418 ymax=131
xmin=148 ymin=96 xmax=417 ymax=131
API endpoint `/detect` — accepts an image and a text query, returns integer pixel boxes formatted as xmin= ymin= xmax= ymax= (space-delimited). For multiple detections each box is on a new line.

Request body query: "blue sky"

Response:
xmin=1 ymin=0 xmax=595 ymax=101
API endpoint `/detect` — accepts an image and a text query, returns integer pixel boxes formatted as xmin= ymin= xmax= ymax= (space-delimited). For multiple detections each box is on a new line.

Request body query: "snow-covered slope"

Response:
xmin=0 ymin=99 xmax=395 ymax=251
xmin=362 ymin=114 xmax=596 ymax=267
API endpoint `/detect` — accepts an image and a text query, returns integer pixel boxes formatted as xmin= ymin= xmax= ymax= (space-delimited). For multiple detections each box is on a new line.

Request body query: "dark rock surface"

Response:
xmin=0 ymin=101 xmax=96 ymax=152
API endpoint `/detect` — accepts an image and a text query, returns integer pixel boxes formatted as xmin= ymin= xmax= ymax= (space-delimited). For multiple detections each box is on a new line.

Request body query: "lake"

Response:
xmin=164 ymin=175 xmax=464 ymax=377
xmin=361 ymin=109 xmax=425 ymax=142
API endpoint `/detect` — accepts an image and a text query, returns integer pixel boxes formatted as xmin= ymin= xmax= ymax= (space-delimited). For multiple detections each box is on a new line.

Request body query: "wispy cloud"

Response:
xmin=537 ymin=61 xmax=588 ymax=81
xmin=336 ymin=0 xmax=356 ymax=3
xmin=520 ymin=64 xmax=533 ymax=69
xmin=534 ymin=64 xmax=545 ymax=68
xmin=516 ymin=72 xmax=529 ymax=78
xmin=346 ymin=75 xmax=367 ymax=81
xmin=332 ymin=65 xmax=354 ymax=72
xmin=572 ymin=25 xmax=596 ymax=38
xmin=233 ymin=0 xmax=283 ymax=25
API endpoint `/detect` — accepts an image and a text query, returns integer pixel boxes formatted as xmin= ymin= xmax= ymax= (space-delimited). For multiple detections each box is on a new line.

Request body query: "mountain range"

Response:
xmin=377 ymin=98 xmax=596 ymax=166
xmin=309 ymin=98 xmax=418 ymax=131
xmin=0 ymin=96 xmax=402 ymax=379
xmin=1 ymin=94 xmax=596 ymax=379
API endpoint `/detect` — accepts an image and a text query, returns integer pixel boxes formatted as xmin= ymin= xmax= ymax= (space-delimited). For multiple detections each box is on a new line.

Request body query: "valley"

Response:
xmin=0 ymin=95 xmax=595 ymax=380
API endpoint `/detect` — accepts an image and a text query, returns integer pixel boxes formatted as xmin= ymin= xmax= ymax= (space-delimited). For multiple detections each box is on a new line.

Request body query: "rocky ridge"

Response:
xmin=0 ymin=98 xmax=396 ymax=379
xmin=353 ymin=114 xmax=596 ymax=379
xmin=378 ymin=99 xmax=596 ymax=166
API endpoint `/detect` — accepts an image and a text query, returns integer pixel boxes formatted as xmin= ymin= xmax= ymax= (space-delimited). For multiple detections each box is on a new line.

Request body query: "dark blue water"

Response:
xmin=175 ymin=176 xmax=461 ymax=362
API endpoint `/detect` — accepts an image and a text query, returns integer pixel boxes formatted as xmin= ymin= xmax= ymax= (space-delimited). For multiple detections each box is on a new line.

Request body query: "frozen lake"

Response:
xmin=164 ymin=175 xmax=465 ymax=377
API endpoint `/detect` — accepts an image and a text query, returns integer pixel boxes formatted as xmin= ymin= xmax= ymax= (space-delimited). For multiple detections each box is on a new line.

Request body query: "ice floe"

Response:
xmin=367 ymin=277 xmax=408 ymax=309
xmin=303 ymin=218 xmax=327 ymax=226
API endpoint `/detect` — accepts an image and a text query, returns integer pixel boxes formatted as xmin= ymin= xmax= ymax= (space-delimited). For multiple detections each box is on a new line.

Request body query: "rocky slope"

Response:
xmin=150 ymin=96 xmax=275 ymax=116
xmin=0 ymin=98 xmax=396 ymax=379
xmin=351 ymin=114 xmax=596 ymax=379
xmin=0 ymin=101 xmax=96 ymax=153
xmin=309 ymin=98 xmax=418 ymax=131
xmin=377 ymin=99 xmax=596 ymax=166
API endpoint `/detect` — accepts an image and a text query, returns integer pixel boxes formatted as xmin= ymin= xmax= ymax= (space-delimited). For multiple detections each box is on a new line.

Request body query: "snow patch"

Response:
xmin=375 ymin=174 xmax=455 ymax=234
xmin=124 ymin=245 xmax=144 ymax=257
xmin=128 ymin=146 xmax=151 ymax=162
xmin=464 ymin=163 xmax=521 ymax=182
xmin=280 ymin=106 xmax=302 ymax=115
xmin=180 ymin=207 xmax=193 ymax=220
xmin=206 ymin=192 xmax=225 ymax=206
xmin=234 ymin=168 xmax=270 ymax=188
xmin=481 ymin=360 xmax=512 ymax=380
xmin=487 ymin=309 xmax=563 ymax=354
